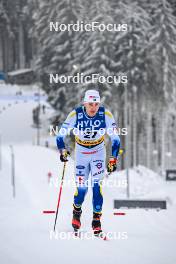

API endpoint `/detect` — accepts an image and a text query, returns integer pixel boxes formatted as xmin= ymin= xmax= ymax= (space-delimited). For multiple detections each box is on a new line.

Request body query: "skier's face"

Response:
xmin=84 ymin=102 xmax=100 ymax=117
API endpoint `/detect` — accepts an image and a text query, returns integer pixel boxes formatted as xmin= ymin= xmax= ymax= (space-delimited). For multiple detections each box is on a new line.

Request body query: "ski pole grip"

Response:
xmin=119 ymin=149 xmax=124 ymax=155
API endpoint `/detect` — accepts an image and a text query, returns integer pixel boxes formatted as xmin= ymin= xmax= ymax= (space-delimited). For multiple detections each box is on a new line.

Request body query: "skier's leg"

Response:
xmin=73 ymin=148 xmax=90 ymax=208
xmin=91 ymin=148 xmax=105 ymax=213
xmin=90 ymin=148 xmax=106 ymax=234
xmin=72 ymin=146 xmax=90 ymax=229
xmin=92 ymin=182 xmax=103 ymax=234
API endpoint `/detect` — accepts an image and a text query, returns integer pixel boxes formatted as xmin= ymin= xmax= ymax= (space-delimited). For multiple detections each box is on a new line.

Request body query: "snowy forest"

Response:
xmin=1 ymin=0 xmax=176 ymax=174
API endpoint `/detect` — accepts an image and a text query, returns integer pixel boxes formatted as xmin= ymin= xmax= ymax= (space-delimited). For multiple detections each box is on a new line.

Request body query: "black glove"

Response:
xmin=107 ymin=156 xmax=117 ymax=173
xmin=60 ymin=149 xmax=70 ymax=162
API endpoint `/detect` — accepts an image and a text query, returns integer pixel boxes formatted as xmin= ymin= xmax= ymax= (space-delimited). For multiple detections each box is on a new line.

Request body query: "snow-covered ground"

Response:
xmin=0 ymin=85 xmax=176 ymax=264
xmin=0 ymin=84 xmax=54 ymax=145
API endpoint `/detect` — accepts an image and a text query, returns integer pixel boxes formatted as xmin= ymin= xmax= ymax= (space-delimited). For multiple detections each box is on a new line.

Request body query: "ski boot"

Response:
xmin=72 ymin=205 xmax=82 ymax=234
xmin=92 ymin=212 xmax=102 ymax=236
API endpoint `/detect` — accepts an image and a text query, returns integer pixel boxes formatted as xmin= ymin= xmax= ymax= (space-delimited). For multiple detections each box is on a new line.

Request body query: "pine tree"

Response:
xmin=148 ymin=0 xmax=176 ymax=174
xmin=149 ymin=0 xmax=176 ymax=103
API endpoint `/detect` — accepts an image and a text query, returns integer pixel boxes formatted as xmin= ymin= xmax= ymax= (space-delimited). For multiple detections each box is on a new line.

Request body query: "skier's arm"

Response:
xmin=56 ymin=110 xmax=76 ymax=150
xmin=105 ymin=110 xmax=120 ymax=158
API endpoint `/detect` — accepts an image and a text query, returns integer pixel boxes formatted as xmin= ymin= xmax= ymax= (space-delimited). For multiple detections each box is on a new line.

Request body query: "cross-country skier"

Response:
xmin=56 ymin=90 xmax=120 ymax=236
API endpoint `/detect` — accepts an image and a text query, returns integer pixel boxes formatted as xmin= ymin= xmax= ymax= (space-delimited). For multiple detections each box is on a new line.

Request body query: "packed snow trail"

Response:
xmin=0 ymin=85 xmax=176 ymax=264
xmin=1 ymin=144 xmax=176 ymax=264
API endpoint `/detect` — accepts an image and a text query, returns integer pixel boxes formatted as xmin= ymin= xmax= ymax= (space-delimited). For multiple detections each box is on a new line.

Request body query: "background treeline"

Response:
xmin=1 ymin=0 xmax=176 ymax=173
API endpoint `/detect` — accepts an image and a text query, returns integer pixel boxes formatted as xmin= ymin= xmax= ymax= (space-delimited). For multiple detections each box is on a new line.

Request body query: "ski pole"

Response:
xmin=54 ymin=161 xmax=67 ymax=232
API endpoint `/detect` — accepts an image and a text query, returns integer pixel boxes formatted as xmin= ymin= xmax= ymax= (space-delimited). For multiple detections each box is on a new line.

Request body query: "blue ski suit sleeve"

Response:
xmin=56 ymin=110 xmax=76 ymax=150
xmin=105 ymin=109 xmax=120 ymax=158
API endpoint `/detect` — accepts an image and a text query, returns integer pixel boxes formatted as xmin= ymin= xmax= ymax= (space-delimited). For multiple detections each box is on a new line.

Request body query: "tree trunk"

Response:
xmin=160 ymin=47 xmax=168 ymax=176
xmin=161 ymin=110 xmax=166 ymax=176
xmin=132 ymin=85 xmax=137 ymax=167
xmin=124 ymin=84 xmax=129 ymax=169
xmin=146 ymin=100 xmax=151 ymax=168
xmin=18 ymin=18 xmax=25 ymax=68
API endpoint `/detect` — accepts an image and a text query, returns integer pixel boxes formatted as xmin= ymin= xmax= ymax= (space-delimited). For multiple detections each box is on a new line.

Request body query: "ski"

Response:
xmin=73 ymin=228 xmax=81 ymax=238
xmin=94 ymin=231 xmax=108 ymax=241
xmin=72 ymin=229 xmax=108 ymax=240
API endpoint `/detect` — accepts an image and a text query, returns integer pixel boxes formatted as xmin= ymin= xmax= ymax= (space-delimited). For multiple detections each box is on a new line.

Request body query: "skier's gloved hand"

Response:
xmin=60 ymin=149 xmax=70 ymax=162
xmin=107 ymin=156 xmax=117 ymax=173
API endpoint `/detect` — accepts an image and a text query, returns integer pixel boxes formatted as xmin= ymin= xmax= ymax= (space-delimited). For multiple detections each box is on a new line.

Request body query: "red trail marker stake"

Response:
xmin=113 ymin=212 xmax=126 ymax=216
xmin=43 ymin=211 xmax=55 ymax=214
